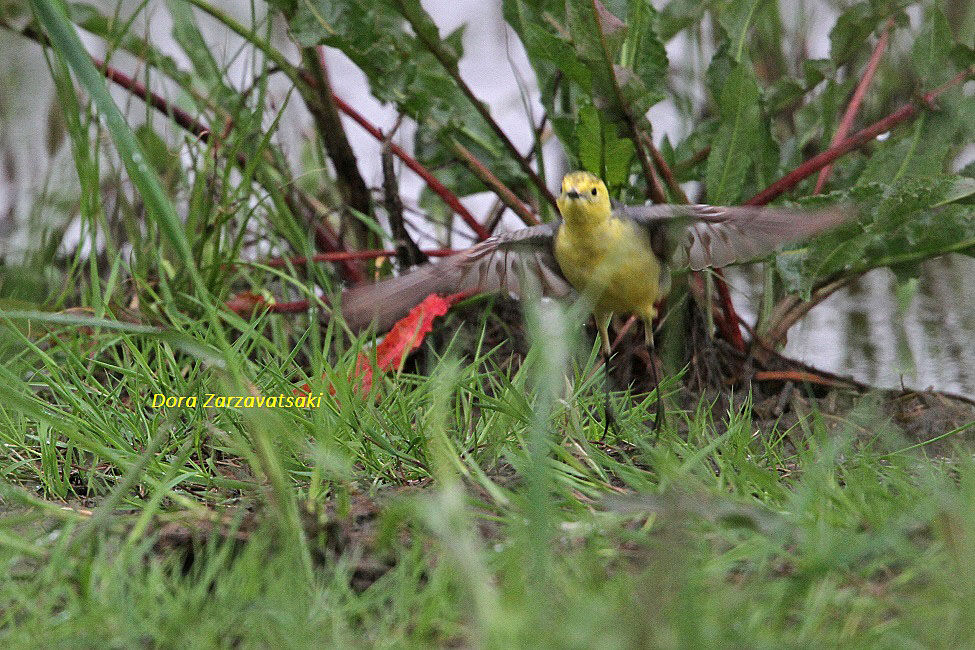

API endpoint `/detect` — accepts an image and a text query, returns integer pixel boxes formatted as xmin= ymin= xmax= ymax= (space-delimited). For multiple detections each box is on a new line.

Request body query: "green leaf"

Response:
xmin=792 ymin=75 xmax=854 ymax=154
xmin=623 ymin=0 xmax=668 ymax=97
xmin=503 ymin=0 xmax=572 ymax=109
xmin=566 ymin=0 xmax=628 ymax=64
xmin=292 ymin=0 xmax=537 ymax=200
xmin=777 ymin=179 xmax=975 ymax=296
xmin=705 ymin=63 xmax=761 ymax=205
xmin=577 ymin=104 xmax=603 ymax=175
xmin=166 ymin=0 xmax=236 ymax=105
xmin=657 ymin=0 xmax=710 ymax=41
xmin=894 ymin=276 xmax=919 ymax=314
xmin=574 ymin=104 xmax=635 ymax=191
xmin=829 ymin=2 xmax=883 ymax=66
xmin=911 ymin=6 xmax=955 ymax=85
xmin=714 ymin=0 xmax=766 ymax=62
xmin=30 ymin=0 xmax=204 ymax=294
xmin=858 ymin=101 xmax=965 ymax=186
xmin=134 ymin=125 xmax=178 ymax=182
xmin=520 ymin=21 xmax=592 ymax=93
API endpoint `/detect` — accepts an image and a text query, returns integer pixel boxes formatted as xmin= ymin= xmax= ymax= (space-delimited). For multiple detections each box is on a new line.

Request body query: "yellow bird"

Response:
xmin=342 ymin=171 xmax=850 ymax=358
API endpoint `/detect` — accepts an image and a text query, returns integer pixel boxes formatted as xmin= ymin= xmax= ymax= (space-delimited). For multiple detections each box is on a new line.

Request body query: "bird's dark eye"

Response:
xmin=591 ymin=187 xmax=598 ymax=196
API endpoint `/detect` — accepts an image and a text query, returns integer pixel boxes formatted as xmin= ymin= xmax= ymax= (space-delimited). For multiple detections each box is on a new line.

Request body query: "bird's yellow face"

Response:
xmin=557 ymin=171 xmax=612 ymax=225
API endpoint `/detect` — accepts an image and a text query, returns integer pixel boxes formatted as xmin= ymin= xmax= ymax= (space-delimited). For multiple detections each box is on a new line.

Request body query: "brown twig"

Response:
xmin=301 ymin=50 xmax=373 ymax=247
xmin=93 ymin=56 xmax=211 ymax=142
xmin=382 ymin=140 xmax=427 ymax=268
xmin=450 ymin=140 xmax=540 ymax=227
xmin=745 ymin=66 xmax=974 ymax=207
xmin=324 ymin=85 xmax=492 ymax=241
xmin=225 ymin=294 xmax=316 ymax=316
xmin=648 ymin=138 xmax=690 ymax=203
xmin=814 ymin=19 xmax=894 ymax=193
xmin=390 ymin=0 xmax=559 ymax=212
xmin=753 ymin=370 xmax=852 ymax=389
xmin=674 ymin=146 xmax=710 ymax=174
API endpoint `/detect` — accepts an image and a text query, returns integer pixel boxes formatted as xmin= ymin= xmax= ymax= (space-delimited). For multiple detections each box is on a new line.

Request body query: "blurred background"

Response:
xmin=1 ymin=0 xmax=973 ymax=395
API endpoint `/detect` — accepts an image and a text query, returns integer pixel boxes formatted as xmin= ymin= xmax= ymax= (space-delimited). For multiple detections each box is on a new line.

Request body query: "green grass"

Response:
xmin=1 ymin=0 xmax=975 ymax=646
xmin=2 ymin=301 xmax=975 ymax=646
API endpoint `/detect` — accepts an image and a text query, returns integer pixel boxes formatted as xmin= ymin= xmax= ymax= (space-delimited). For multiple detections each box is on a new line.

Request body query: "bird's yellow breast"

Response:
xmin=554 ymin=216 xmax=661 ymax=318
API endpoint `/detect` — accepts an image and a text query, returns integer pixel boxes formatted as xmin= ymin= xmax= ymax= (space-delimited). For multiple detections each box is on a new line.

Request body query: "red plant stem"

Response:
xmin=225 ymin=297 xmax=314 ymax=316
xmin=94 ymin=57 xmax=211 ymax=142
xmin=814 ymin=19 xmax=893 ymax=193
xmin=263 ymin=248 xmax=457 ymax=268
xmin=89 ymin=54 xmax=363 ymax=281
xmin=327 ymin=92 xmax=492 ymax=241
xmin=753 ymin=370 xmax=849 ymax=388
xmin=712 ymin=270 xmax=745 ymax=351
xmin=746 ymin=67 xmax=974 ymax=207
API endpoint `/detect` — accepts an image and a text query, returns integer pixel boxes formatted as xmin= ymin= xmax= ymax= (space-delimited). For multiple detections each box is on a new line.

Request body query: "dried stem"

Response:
xmin=753 ymin=370 xmax=853 ymax=389
xmin=225 ymin=295 xmax=317 ymax=316
xmin=382 ymin=142 xmax=427 ymax=268
xmin=450 ymin=140 xmax=540 ymax=227
xmin=301 ymin=49 xmax=374 ymax=248
xmin=814 ymin=19 xmax=894 ymax=193
xmin=764 ymin=277 xmax=852 ymax=350
xmin=324 ymin=87 xmax=492 ymax=241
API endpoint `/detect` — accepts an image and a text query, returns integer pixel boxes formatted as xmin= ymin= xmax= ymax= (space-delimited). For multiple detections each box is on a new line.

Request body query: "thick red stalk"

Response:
xmin=263 ymin=248 xmax=457 ymax=268
xmin=746 ymin=67 xmax=973 ymax=207
xmin=814 ymin=20 xmax=893 ymax=193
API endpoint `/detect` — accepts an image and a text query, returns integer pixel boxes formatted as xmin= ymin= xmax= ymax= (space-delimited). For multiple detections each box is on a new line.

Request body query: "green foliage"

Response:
xmin=706 ymin=62 xmax=766 ymax=205
xmin=778 ymin=177 xmax=975 ymax=298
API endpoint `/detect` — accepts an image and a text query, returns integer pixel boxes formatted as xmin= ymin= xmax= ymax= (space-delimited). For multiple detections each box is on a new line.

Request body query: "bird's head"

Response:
xmin=557 ymin=171 xmax=612 ymax=225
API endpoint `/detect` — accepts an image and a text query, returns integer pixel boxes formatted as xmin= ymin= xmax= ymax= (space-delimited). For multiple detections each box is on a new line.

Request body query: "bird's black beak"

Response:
xmin=566 ymin=189 xmax=581 ymax=199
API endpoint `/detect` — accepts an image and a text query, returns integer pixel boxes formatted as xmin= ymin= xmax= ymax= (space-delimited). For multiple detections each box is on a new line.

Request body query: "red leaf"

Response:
xmin=294 ymin=292 xmax=469 ymax=399
xmin=354 ymin=292 xmax=468 ymax=394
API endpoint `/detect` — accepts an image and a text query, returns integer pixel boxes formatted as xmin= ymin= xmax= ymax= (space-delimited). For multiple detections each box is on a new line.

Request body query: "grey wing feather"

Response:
xmin=617 ymin=203 xmax=851 ymax=271
xmin=340 ymin=222 xmax=570 ymax=333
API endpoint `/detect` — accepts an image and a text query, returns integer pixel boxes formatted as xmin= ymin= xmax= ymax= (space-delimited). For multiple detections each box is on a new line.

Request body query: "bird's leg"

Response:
xmin=642 ymin=312 xmax=666 ymax=436
xmin=596 ymin=311 xmax=617 ymax=440
xmin=596 ymin=311 xmax=613 ymax=358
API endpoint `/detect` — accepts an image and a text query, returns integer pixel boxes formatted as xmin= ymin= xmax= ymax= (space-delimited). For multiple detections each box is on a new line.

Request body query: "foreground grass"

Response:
xmin=2 ymin=307 xmax=975 ymax=647
xmin=2 ymin=2 xmax=974 ymax=645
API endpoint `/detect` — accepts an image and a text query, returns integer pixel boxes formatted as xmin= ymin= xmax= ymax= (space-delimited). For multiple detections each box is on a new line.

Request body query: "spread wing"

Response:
xmin=340 ymin=222 xmax=570 ymax=333
xmin=616 ymin=203 xmax=851 ymax=271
